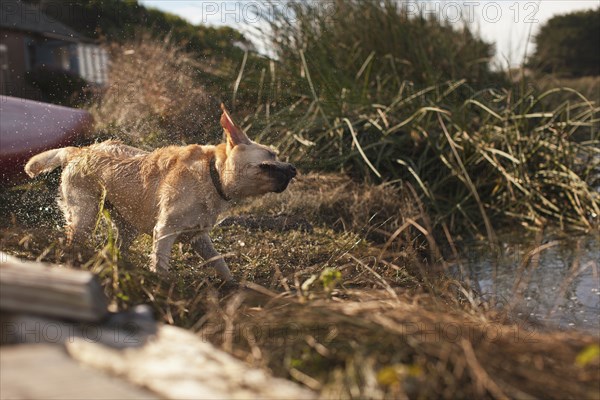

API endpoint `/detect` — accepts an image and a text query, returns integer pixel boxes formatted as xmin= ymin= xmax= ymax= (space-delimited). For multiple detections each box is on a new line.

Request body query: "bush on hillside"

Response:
xmin=530 ymin=8 xmax=600 ymax=77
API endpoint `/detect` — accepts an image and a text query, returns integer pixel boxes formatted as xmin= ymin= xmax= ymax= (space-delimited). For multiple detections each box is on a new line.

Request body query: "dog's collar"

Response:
xmin=209 ymin=156 xmax=231 ymax=202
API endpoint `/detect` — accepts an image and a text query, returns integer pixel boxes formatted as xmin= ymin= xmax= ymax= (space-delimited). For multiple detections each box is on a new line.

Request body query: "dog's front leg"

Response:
xmin=190 ymin=233 xmax=233 ymax=281
xmin=150 ymin=223 xmax=179 ymax=274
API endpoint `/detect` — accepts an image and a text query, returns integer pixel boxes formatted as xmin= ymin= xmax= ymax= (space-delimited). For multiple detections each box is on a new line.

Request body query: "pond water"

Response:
xmin=453 ymin=231 xmax=599 ymax=334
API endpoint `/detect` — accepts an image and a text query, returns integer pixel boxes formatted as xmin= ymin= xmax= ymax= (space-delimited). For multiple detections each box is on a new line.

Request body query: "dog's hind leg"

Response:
xmin=58 ymin=176 xmax=101 ymax=257
xmin=109 ymin=206 xmax=138 ymax=251
xmin=189 ymin=233 xmax=233 ymax=281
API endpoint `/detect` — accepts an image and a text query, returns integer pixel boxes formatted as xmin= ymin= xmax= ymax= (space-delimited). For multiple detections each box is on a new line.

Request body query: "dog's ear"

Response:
xmin=220 ymin=104 xmax=250 ymax=148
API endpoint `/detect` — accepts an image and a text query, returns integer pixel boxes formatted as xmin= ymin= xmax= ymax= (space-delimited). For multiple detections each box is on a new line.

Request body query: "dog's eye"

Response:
xmin=259 ymin=162 xmax=279 ymax=171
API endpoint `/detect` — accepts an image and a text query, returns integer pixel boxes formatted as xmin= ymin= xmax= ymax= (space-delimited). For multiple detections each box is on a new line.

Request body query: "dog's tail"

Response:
xmin=25 ymin=147 xmax=79 ymax=178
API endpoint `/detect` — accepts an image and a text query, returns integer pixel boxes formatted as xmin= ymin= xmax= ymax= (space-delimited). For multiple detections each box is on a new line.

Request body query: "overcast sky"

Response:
xmin=139 ymin=0 xmax=599 ymax=67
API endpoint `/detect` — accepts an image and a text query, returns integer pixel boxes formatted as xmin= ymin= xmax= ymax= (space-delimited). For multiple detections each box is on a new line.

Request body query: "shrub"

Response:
xmin=530 ymin=8 xmax=600 ymax=77
xmin=25 ymin=0 xmax=249 ymax=58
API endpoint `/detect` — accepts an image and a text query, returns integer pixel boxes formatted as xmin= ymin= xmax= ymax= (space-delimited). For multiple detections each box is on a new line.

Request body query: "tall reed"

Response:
xmin=249 ymin=0 xmax=599 ymax=234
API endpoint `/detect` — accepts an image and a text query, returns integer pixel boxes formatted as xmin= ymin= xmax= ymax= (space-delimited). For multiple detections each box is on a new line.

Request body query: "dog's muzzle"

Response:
xmin=259 ymin=162 xmax=297 ymax=193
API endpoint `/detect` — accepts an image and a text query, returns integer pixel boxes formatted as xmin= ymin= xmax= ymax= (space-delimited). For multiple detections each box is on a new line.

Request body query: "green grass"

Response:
xmin=253 ymin=83 xmax=599 ymax=235
xmin=239 ymin=0 xmax=600 ymax=235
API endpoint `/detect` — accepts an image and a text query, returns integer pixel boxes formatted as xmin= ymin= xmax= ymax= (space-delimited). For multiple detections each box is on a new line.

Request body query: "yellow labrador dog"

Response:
xmin=25 ymin=105 xmax=296 ymax=281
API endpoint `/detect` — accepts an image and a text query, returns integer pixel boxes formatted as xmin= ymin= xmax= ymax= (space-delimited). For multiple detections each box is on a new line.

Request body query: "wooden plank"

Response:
xmin=0 ymin=253 xmax=108 ymax=322
xmin=0 ymin=344 xmax=157 ymax=399
xmin=67 ymin=325 xmax=315 ymax=400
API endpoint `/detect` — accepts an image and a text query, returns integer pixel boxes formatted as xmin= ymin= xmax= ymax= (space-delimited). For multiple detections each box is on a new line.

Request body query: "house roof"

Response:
xmin=0 ymin=1 xmax=90 ymax=42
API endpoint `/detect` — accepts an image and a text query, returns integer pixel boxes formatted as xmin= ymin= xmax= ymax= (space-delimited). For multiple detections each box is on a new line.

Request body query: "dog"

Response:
xmin=25 ymin=104 xmax=297 ymax=281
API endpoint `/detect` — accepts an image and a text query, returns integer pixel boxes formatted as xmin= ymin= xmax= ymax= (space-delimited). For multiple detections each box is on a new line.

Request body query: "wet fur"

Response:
xmin=25 ymin=108 xmax=296 ymax=281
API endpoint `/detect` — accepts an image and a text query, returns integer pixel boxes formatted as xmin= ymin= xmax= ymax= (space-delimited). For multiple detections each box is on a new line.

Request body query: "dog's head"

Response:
xmin=219 ymin=105 xmax=296 ymax=199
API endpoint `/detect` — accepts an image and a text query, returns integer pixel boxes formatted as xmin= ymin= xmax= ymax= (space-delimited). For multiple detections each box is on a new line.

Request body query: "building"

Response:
xmin=0 ymin=1 xmax=108 ymax=99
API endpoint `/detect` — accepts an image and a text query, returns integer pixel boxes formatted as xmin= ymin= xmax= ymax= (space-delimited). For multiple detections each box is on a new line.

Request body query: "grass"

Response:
xmin=1 ymin=173 xmax=599 ymax=399
xmin=534 ymin=75 xmax=600 ymax=107
xmin=253 ymin=83 xmax=599 ymax=235
xmin=86 ymin=24 xmax=599 ymax=235
xmin=263 ymin=0 xmax=503 ymax=91
xmin=241 ymin=0 xmax=600 ymax=235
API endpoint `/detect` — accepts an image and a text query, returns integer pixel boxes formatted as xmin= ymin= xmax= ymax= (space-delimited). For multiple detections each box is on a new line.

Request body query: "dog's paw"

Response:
xmin=220 ymin=279 xmax=241 ymax=290
xmin=156 ymin=268 xmax=172 ymax=278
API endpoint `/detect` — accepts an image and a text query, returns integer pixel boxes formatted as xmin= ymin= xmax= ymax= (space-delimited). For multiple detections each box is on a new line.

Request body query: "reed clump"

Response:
xmin=257 ymin=84 xmax=599 ymax=233
xmin=248 ymin=0 xmax=599 ymax=233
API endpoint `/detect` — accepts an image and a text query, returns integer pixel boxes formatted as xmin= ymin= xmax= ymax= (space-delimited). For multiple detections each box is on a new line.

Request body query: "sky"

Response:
xmin=139 ymin=0 xmax=600 ymax=67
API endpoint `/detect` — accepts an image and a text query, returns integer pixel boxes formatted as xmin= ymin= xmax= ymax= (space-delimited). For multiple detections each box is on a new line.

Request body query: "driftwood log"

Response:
xmin=0 ymin=253 xmax=108 ymax=322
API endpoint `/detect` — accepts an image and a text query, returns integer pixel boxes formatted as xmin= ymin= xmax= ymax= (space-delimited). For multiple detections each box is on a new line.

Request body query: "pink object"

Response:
xmin=0 ymin=96 xmax=93 ymax=183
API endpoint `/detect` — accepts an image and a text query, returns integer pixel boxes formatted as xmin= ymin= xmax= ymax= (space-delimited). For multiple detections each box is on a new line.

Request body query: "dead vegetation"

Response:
xmin=1 ymin=173 xmax=598 ymax=400
xmin=197 ymin=289 xmax=599 ymax=400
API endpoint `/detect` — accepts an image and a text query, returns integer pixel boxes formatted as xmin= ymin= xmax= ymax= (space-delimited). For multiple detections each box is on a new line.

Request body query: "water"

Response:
xmin=453 ymin=232 xmax=600 ymax=334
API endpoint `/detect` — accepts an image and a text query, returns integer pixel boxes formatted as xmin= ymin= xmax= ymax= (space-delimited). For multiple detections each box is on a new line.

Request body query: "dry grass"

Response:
xmin=197 ymin=289 xmax=599 ymax=400
xmin=234 ymin=173 xmax=423 ymax=242
xmin=1 ymin=173 xmax=598 ymax=400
